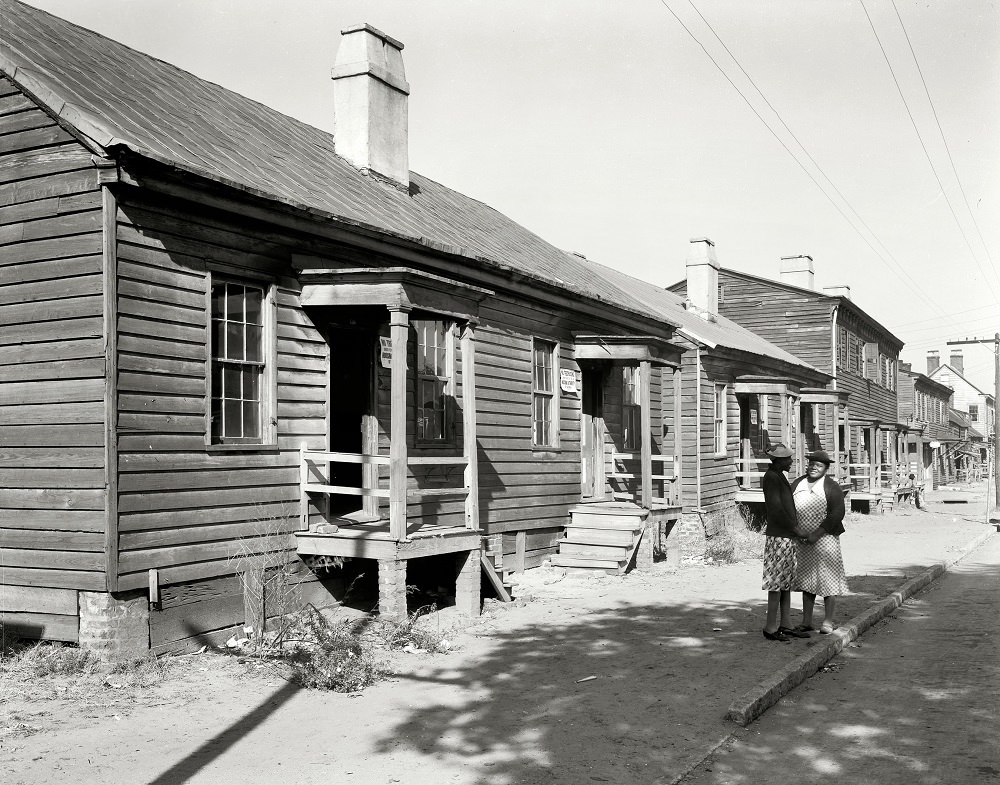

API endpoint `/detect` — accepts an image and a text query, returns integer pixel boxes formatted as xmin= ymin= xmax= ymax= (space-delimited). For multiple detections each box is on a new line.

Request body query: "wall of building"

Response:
xmin=0 ymin=79 xmax=109 ymax=641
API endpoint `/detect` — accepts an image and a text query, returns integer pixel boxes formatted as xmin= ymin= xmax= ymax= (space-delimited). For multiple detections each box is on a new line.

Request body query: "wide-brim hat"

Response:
xmin=806 ymin=450 xmax=833 ymax=465
xmin=765 ymin=444 xmax=793 ymax=459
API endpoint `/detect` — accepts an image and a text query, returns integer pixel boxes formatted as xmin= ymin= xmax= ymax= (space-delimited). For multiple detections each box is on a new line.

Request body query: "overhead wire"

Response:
xmin=890 ymin=0 xmax=998 ymax=285
xmin=860 ymin=0 xmax=1000 ymax=301
xmin=657 ymin=0 xmax=964 ymax=328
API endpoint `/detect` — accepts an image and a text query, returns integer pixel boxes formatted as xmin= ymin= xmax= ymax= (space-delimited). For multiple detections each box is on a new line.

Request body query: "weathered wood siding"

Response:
xmin=113 ymin=193 xmax=328 ymax=593
xmin=0 ymin=78 xmax=106 ymax=639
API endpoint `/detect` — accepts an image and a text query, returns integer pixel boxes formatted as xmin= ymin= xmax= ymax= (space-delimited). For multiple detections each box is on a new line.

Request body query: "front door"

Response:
xmin=327 ymin=325 xmax=376 ymax=517
xmin=581 ymin=368 xmax=605 ymax=499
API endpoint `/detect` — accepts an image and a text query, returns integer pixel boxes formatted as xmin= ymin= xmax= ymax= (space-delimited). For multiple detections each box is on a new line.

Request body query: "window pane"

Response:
xmin=224 ymin=365 xmax=242 ymax=398
xmin=211 ymin=398 xmax=222 ymax=440
xmin=245 ymin=367 xmax=260 ymax=401
xmin=224 ymin=399 xmax=242 ymax=437
xmin=245 ymin=324 xmax=262 ymax=363
xmin=245 ymin=287 xmax=262 ymax=325
xmin=212 ymin=285 xmax=226 ymax=319
xmin=212 ymin=321 xmax=225 ymax=359
xmin=226 ymin=286 xmax=244 ymax=322
xmin=212 ymin=363 xmax=223 ymax=398
xmin=243 ymin=401 xmax=260 ymax=438
xmin=226 ymin=323 xmax=245 ymax=361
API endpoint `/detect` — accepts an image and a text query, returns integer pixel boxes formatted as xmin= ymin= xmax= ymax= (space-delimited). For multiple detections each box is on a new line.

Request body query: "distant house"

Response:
xmin=927 ymin=350 xmax=996 ymax=462
xmin=670 ymin=254 xmax=904 ymax=501
xmin=2 ymin=3 xmax=700 ymax=652
xmin=944 ymin=410 xmax=980 ymax=483
xmin=897 ymin=362 xmax=952 ymax=488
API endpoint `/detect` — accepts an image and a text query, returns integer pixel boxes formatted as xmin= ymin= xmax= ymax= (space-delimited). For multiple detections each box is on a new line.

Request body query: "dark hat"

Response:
xmin=806 ymin=450 xmax=833 ymax=465
xmin=766 ymin=444 xmax=793 ymax=459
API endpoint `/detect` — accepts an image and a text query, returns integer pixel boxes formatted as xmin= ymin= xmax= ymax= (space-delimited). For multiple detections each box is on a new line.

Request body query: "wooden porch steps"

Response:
xmin=551 ymin=503 xmax=647 ymax=575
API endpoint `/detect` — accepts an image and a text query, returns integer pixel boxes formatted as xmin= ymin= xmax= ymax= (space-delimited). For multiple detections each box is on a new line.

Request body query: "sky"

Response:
xmin=17 ymin=0 xmax=1000 ymax=394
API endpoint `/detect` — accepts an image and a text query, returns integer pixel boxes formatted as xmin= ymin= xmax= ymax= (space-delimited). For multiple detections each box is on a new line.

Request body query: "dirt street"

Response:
xmin=1 ymin=488 xmax=991 ymax=785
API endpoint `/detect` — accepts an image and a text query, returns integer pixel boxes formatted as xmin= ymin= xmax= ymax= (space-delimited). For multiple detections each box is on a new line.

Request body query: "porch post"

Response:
xmin=915 ymin=431 xmax=924 ymax=482
xmin=639 ymin=360 xmax=653 ymax=508
xmin=389 ymin=307 xmax=410 ymax=541
xmin=831 ymin=403 xmax=841 ymax=481
xmin=868 ymin=426 xmax=878 ymax=491
xmin=791 ymin=395 xmax=801 ymax=476
xmin=461 ymin=321 xmax=480 ymax=531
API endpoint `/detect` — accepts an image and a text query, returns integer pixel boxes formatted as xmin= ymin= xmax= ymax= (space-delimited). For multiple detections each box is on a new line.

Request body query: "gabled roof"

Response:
xmin=586 ymin=259 xmax=827 ymax=380
xmin=0 ymin=1 xmax=826 ymax=382
xmin=671 ymin=266 xmax=905 ymax=352
xmin=899 ymin=365 xmax=953 ymax=398
xmin=0 ymin=0 xmax=672 ymax=328
xmin=929 ymin=363 xmax=993 ymax=401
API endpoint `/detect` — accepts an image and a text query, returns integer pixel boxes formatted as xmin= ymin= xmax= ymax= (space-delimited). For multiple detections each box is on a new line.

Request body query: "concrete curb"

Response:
xmin=725 ymin=525 xmax=997 ymax=727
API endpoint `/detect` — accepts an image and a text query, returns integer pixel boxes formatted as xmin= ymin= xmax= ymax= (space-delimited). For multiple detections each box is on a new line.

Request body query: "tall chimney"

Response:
xmin=332 ymin=24 xmax=409 ymax=188
xmin=685 ymin=237 xmax=719 ymax=319
xmin=950 ymin=349 xmax=964 ymax=376
xmin=823 ymin=285 xmax=851 ymax=300
xmin=927 ymin=350 xmax=940 ymax=375
xmin=780 ymin=255 xmax=815 ymax=290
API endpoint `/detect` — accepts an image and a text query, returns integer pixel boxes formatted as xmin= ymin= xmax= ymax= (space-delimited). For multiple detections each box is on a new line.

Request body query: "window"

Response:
xmin=863 ymin=342 xmax=879 ymax=380
xmin=414 ymin=319 xmax=453 ymax=443
xmin=714 ymin=384 xmax=727 ymax=455
xmin=848 ymin=334 xmax=860 ymax=374
xmin=532 ymin=339 xmax=558 ymax=447
xmin=210 ymin=279 xmax=273 ymax=445
xmin=837 ymin=326 xmax=849 ymax=369
xmin=969 ymin=404 xmax=979 ymax=422
xmin=879 ymin=354 xmax=887 ymax=387
xmin=622 ymin=365 xmax=641 ymax=450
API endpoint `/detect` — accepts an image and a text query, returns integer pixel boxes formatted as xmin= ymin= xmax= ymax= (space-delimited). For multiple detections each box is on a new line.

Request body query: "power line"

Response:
xmin=658 ymin=0 xmax=962 ymax=328
xmin=891 ymin=0 xmax=999 ymax=289
xmin=861 ymin=0 xmax=1000 ymax=302
xmin=892 ymin=302 xmax=1000 ymax=329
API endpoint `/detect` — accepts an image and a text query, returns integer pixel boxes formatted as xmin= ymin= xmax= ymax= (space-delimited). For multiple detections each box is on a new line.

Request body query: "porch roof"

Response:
xmin=574 ymin=335 xmax=682 ymax=367
xmin=297 ymin=267 xmax=492 ymax=321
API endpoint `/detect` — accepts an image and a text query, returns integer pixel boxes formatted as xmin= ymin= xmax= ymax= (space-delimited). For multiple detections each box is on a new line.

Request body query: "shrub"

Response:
xmin=704 ymin=504 xmax=764 ymax=564
xmin=283 ymin=606 xmax=386 ymax=692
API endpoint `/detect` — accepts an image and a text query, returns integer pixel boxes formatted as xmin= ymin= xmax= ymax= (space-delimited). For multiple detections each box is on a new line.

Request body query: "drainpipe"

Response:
xmin=830 ymin=304 xmax=839 ymax=390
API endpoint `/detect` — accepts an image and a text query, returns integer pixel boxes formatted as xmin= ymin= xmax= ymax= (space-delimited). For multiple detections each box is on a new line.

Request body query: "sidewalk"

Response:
xmin=1 ymin=490 xmax=993 ymax=785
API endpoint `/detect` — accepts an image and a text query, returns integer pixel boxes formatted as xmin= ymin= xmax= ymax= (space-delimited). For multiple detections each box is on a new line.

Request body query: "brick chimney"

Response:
xmin=780 ymin=255 xmax=814 ymax=290
xmin=685 ymin=237 xmax=719 ymax=320
xmin=332 ymin=24 xmax=409 ymax=188
xmin=823 ymin=285 xmax=851 ymax=300
xmin=950 ymin=349 xmax=964 ymax=376
xmin=927 ymin=350 xmax=940 ymax=375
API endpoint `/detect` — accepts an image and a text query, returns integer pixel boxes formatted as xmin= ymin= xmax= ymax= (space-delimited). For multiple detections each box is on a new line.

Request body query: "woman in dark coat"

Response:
xmin=790 ymin=450 xmax=849 ymax=634
xmin=761 ymin=444 xmax=807 ymax=642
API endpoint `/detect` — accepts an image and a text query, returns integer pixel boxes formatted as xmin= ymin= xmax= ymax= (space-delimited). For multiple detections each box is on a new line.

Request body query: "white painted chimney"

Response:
xmin=823 ymin=285 xmax=851 ymax=300
xmin=332 ymin=24 xmax=410 ymax=188
xmin=780 ymin=255 xmax=814 ymax=290
xmin=685 ymin=237 xmax=719 ymax=320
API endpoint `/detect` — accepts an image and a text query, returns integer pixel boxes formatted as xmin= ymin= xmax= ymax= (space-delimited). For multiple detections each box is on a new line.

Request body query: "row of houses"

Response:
xmin=0 ymin=2 xmax=990 ymax=654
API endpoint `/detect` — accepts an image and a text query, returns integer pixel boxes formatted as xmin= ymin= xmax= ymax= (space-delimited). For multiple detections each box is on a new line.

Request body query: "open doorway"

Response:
xmin=327 ymin=325 xmax=376 ymax=517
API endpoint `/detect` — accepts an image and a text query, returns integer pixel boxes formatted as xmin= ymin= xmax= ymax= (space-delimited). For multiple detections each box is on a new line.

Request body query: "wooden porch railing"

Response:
xmin=734 ymin=457 xmax=770 ymax=490
xmin=299 ymin=449 xmax=471 ymax=540
xmin=608 ymin=452 xmax=678 ymax=505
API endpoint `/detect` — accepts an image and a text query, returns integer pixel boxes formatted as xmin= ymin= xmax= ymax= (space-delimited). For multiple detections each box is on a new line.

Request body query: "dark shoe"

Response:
xmin=779 ymin=626 xmax=810 ymax=638
xmin=793 ymin=624 xmax=816 ymax=633
xmin=763 ymin=628 xmax=791 ymax=643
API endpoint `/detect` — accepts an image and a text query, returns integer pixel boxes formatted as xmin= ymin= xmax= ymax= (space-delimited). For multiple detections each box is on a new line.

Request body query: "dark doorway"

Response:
xmin=327 ymin=325 xmax=375 ymax=516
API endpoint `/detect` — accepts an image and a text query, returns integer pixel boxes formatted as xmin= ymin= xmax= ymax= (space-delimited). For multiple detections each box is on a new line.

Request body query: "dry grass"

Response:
xmin=703 ymin=504 xmax=765 ymax=564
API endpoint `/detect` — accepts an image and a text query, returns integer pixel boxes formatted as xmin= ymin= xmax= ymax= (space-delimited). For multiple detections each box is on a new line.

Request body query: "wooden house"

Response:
xmin=670 ymin=256 xmax=903 ymax=507
xmin=928 ymin=350 xmax=996 ymax=453
xmin=897 ymin=362 xmax=952 ymax=489
xmin=1 ymin=4 xmax=693 ymax=652
xmin=597 ymin=239 xmax=831 ymax=518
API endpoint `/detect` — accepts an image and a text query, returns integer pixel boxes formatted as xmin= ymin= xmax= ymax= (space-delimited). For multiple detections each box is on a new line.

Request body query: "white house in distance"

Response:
xmin=927 ymin=350 xmax=996 ymax=440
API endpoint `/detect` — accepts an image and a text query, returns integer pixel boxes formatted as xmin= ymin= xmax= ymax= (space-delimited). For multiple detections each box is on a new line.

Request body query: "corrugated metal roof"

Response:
xmin=1 ymin=0 xmax=823 ymax=378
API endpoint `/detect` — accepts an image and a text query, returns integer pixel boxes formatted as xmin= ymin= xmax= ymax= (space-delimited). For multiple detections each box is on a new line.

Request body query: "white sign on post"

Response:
xmin=560 ymin=368 xmax=577 ymax=394
xmin=379 ymin=337 xmax=392 ymax=369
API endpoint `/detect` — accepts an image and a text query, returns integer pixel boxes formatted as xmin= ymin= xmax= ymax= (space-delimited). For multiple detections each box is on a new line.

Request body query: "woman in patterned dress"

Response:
xmin=791 ymin=450 xmax=848 ymax=634
xmin=761 ymin=444 xmax=807 ymax=642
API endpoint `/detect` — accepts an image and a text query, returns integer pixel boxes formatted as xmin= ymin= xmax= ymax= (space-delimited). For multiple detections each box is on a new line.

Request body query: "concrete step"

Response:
xmin=550 ymin=555 xmax=625 ymax=571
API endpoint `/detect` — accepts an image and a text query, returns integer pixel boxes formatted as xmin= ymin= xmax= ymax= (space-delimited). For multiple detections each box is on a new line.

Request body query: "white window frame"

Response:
xmin=413 ymin=318 xmax=456 ymax=445
xmin=207 ymin=275 xmax=277 ymax=448
xmin=622 ymin=365 xmax=641 ymax=451
xmin=531 ymin=338 xmax=559 ymax=448
xmin=713 ymin=383 xmax=727 ymax=456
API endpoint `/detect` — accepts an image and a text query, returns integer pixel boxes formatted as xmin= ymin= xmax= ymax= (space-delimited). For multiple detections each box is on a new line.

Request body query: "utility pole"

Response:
xmin=946 ymin=333 xmax=1000 ymax=510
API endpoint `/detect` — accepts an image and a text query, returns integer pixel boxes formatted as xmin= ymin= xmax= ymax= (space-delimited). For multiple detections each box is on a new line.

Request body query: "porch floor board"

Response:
xmin=296 ymin=520 xmax=481 ymax=560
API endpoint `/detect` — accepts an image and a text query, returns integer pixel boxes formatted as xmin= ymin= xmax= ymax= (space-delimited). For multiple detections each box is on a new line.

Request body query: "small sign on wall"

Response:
xmin=379 ymin=337 xmax=392 ymax=368
xmin=560 ymin=368 xmax=577 ymax=394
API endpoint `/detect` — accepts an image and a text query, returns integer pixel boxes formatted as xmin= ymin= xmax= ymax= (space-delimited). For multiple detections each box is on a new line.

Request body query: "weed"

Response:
xmin=703 ymin=504 xmax=764 ymax=564
xmin=375 ymin=603 xmax=451 ymax=653
xmin=283 ymin=606 xmax=386 ymax=692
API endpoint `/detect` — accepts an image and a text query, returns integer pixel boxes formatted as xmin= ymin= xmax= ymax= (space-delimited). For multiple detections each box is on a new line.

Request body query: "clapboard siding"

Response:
xmin=113 ymin=193 xmax=329 ymax=586
xmin=0 ymin=79 xmax=105 ymax=614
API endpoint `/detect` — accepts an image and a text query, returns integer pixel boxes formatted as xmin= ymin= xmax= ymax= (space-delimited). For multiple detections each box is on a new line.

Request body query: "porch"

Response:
xmin=290 ymin=265 xmax=490 ymax=617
